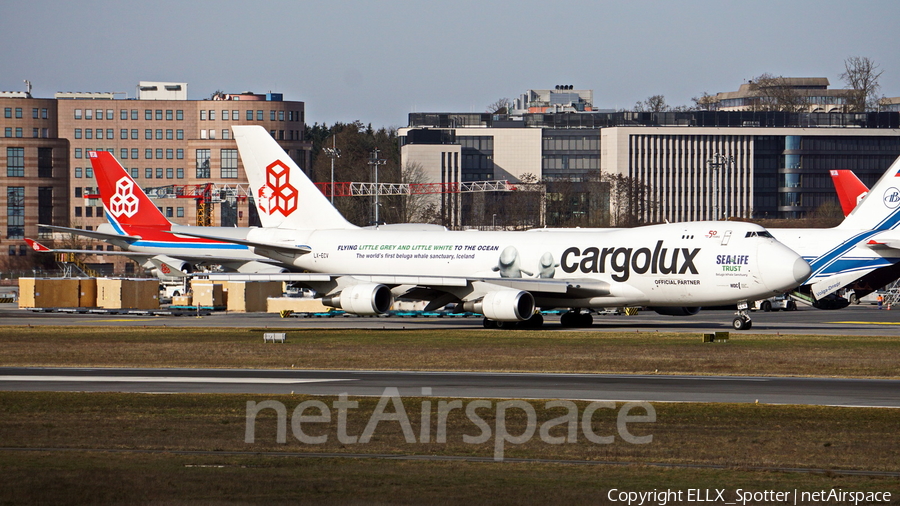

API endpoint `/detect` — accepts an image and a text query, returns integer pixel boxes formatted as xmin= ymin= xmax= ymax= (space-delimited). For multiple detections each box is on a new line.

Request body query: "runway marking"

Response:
xmin=830 ymin=321 xmax=900 ymax=325
xmin=0 ymin=376 xmax=355 ymax=385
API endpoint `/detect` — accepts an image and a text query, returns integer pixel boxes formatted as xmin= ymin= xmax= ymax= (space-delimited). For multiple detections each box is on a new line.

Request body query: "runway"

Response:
xmin=2 ymin=367 xmax=899 ymax=407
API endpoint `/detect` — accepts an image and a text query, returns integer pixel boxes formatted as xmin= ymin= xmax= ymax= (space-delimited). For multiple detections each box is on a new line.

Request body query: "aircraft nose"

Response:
xmin=758 ymin=240 xmax=812 ymax=292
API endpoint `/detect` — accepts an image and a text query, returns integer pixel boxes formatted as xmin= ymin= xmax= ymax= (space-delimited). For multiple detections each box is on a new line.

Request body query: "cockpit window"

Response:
xmin=745 ymin=231 xmax=773 ymax=238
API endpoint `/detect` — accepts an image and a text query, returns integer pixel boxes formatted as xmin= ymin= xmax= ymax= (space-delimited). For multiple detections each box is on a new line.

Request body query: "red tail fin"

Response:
xmin=24 ymin=238 xmax=52 ymax=252
xmin=89 ymin=151 xmax=170 ymax=229
xmin=829 ymin=169 xmax=870 ymax=217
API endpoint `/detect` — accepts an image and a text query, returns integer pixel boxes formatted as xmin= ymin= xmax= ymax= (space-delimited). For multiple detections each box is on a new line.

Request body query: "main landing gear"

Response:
xmin=560 ymin=310 xmax=593 ymax=328
xmin=732 ymin=301 xmax=752 ymax=330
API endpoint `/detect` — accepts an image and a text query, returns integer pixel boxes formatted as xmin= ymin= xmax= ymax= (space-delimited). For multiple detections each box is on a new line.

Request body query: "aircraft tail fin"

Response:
xmin=232 ymin=125 xmax=355 ymax=230
xmin=837 ymin=156 xmax=900 ymax=231
xmin=89 ymin=151 xmax=171 ymax=231
xmin=829 ymin=170 xmax=869 ymax=217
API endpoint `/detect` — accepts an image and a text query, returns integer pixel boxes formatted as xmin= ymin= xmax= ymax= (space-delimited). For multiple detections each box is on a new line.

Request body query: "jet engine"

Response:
xmin=321 ymin=283 xmax=393 ymax=315
xmin=649 ymin=306 xmax=701 ymax=317
xmin=145 ymin=255 xmax=192 ymax=279
xmin=464 ymin=290 xmax=535 ymax=322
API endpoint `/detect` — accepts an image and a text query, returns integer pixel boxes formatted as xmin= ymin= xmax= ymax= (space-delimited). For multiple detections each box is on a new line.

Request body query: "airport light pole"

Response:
xmin=707 ymin=153 xmax=734 ymax=221
xmin=368 ymin=148 xmax=386 ymax=227
xmin=322 ymin=138 xmax=341 ymax=204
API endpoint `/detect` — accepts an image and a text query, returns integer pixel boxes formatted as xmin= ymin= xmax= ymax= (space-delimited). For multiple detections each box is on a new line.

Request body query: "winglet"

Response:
xmin=24 ymin=238 xmax=52 ymax=252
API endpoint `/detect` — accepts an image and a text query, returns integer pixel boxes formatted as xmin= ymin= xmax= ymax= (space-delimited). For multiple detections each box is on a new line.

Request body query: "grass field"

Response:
xmin=1 ymin=391 xmax=899 ymax=504
xmin=1 ymin=325 xmax=900 ymax=377
xmin=2 ymin=326 xmax=899 ymax=504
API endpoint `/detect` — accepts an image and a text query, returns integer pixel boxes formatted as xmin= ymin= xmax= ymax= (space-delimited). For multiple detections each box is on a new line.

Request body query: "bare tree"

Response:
xmin=634 ymin=95 xmax=669 ymax=112
xmin=840 ymin=56 xmax=883 ymax=112
xmin=486 ymin=98 xmax=511 ymax=114
xmin=691 ymin=92 xmax=716 ymax=111
xmin=399 ymin=161 xmax=440 ymax=224
xmin=747 ymin=74 xmax=806 ymax=112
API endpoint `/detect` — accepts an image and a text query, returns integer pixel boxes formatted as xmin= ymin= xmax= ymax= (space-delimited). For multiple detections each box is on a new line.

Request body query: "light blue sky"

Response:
xmin=2 ymin=0 xmax=899 ymax=128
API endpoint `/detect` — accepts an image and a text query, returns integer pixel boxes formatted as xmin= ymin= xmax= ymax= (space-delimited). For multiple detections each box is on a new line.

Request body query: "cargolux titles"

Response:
xmin=561 ymin=241 xmax=700 ymax=282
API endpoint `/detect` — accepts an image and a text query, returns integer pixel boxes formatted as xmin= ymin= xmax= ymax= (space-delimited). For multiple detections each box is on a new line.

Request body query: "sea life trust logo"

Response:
xmin=257 ymin=160 xmax=299 ymax=216
xmin=108 ymin=177 xmax=140 ymax=218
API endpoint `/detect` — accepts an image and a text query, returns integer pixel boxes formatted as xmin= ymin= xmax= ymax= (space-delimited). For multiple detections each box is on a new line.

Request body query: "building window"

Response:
xmin=32 ymin=108 xmax=38 ymax=119
xmin=232 ymin=110 xmax=238 ymax=121
xmin=166 ymin=149 xmax=173 ymax=159
xmin=221 ymin=149 xmax=238 ymax=178
xmin=200 ymin=130 xmax=207 ymax=139
xmin=176 ymin=168 xmax=184 ymax=179
xmin=15 ymin=128 xmax=22 ymax=138
xmin=131 ymin=148 xmax=139 ymax=159
xmin=166 ymin=207 xmax=174 ymax=218
xmin=209 ymin=110 xmax=215 ymax=121
xmin=85 ymin=129 xmax=92 ymax=139
xmin=166 ymin=129 xmax=173 ymax=140
xmin=85 ymin=167 xmax=93 ymax=178
xmin=95 ymin=109 xmax=102 ymax=120
xmin=95 ymin=129 xmax=102 ymax=139
xmin=145 ymin=168 xmax=153 ymax=179
xmin=155 ymin=148 xmax=163 ymax=159
xmin=7 ymin=147 xmax=24 ymax=177
xmin=131 ymin=168 xmax=139 ymax=178
xmin=156 ymin=168 xmax=163 ymax=178
xmin=85 ymin=109 xmax=92 ymax=120
xmin=4 ymin=127 xmax=10 ymax=137
xmin=176 ymin=149 xmax=184 ymax=159
xmin=177 ymin=207 xmax=184 ymax=218
xmin=75 ymin=129 xmax=82 ymax=139
xmin=131 ymin=129 xmax=138 ymax=139
xmin=120 ymin=129 xmax=127 ymax=139
xmin=38 ymin=147 xmax=52 ymax=178
xmin=106 ymin=109 xmax=114 ymax=120
xmin=176 ymin=129 xmax=183 ymax=140
xmin=73 ymin=109 xmax=83 ymax=119
xmin=200 ymin=110 xmax=207 ymax=121
xmin=176 ymin=110 xmax=183 ymax=120
xmin=155 ymin=110 xmax=162 ymax=120
xmin=257 ymin=110 xmax=263 ymax=121
xmin=15 ymin=108 xmax=22 ymax=119
xmin=270 ymin=110 xmax=276 ymax=121
xmin=166 ymin=110 xmax=173 ymax=120
xmin=145 ymin=129 xmax=152 ymax=140
xmin=209 ymin=129 xmax=216 ymax=139
xmin=145 ymin=110 xmax=152 ymax=120
xmin=75 ymin=148 xmax=82 ymax=159
xmin=7 ymin=187 xmax=24 ymax=239
xmin=196 ymin=149 xmax=211 ymax=178
xmin=155 ymin=129 xmax=162 ymax=140
xmin=246 ymin=110 xmax=253 ymax=121
xmin=85 ymin=206 xmax=93 ymax=218
xmin=222 ymin=129 xmax=230 ymax=140
xmin=38 ymin=187 xmax=52 ymax=225
xmin=131 ymin=109 xmax=138 ymax=120
xmin=120 ymin=109 xmax=128 ymax=120
xmin=145 ymin=149 xmax=152 ymax=159
xmin=106 ymin=129 xmax=114 ymax=139
xmin=74 ymin=206 xmax=82 ymax=218
xmin=75 ymin=167 xmax=82 ymax=178
xmin=7 ymin=107 xmax=15 ymax=118
xmin=222 ymin=110 xmax=229 ymax=121
xmin=31 ymin=128 xmax=38 ymax=138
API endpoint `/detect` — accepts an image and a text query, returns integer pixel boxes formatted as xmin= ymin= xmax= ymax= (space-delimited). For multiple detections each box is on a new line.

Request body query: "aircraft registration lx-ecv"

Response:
xmin=175 ymin=126 xmax=811 ymax=330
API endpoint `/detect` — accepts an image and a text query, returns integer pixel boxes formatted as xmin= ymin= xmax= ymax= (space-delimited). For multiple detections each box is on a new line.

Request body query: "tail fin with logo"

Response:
xmin=837 ymin=157 xmax=900 ymax=231
xmin=89 ymin=151 xmax=171 ymax=233
xmin=232 ymin=125 xmax=355 ymax=230
xmin=830 ymin=170 xmax=869 ymax=217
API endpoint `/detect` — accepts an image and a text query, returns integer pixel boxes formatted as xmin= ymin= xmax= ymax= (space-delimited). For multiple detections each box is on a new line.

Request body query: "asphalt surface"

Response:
xmin=2 ymin=367 xmax=899 ymax=407
xmin=1 ymin=302 xmax=899 ymax=336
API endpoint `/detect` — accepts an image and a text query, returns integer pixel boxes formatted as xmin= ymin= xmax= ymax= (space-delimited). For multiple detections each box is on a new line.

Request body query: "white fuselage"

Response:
xmin=244 ymin=221 xmax=808 ymax=307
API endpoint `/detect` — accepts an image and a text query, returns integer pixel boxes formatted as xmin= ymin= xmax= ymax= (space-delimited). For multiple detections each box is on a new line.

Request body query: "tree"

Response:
xmin=634 ymin=95 xmax=668 ymax=112
xmin=691 ymin=92 xmax=716 ymax=111
xmin=486 ymin=98 xmax=511 ymax=114
xmin=399 ymin=161 xmax=440 ymax=224
xmin=747 ymin=74 xmax=806 ymax=112
xmin=840 ymin=56 xmax=883 ymax=112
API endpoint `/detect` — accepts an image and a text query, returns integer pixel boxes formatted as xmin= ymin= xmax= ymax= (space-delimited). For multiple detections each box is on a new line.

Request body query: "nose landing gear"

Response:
xmin=732 ymin=301 xmax=752 ymax=330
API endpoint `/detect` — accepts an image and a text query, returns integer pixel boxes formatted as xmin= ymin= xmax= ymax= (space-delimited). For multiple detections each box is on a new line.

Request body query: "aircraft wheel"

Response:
xmin=787 ymin=300 xmax=797 ymax=311
xmin=483 ymin=318 xmax=497 ymax=329
xmin=732 ymin=317 xmax=752 ymax=330
xmin=560 ymin=311 xmax=576 ymax=328
xmin=522 ymin=313 xmax=544 ymax=329
xmin=578 ymin=312 xmax=593 ymax=328
xmin=849 ymin=293 xmax=859 ymax=305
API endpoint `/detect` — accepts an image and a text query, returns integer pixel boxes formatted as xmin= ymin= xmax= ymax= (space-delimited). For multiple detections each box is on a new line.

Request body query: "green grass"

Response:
xmin=1 ymin=326 xmax=900 ymax=377
xmin=1 ymin=391 xmax=900 ymax=505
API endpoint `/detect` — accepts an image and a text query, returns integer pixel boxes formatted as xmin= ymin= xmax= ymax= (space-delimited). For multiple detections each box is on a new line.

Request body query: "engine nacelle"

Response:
xmin=650 ymin=306 xmax=701 ymax=317
xmin=144 ymin=255 xmax=192 ymax=279
xmin=465 ymin=290 xmax=535 ymax=322
xmin=321 ymin=283 xmax=393 ymax=315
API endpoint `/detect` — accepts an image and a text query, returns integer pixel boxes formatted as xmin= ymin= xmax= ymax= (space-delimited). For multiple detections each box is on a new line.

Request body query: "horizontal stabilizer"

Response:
xmin=37 ymin=224 xmax=140 ymax=242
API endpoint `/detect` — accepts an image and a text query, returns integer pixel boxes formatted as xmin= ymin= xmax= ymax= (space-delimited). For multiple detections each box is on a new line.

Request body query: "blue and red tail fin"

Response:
xmin=89 ymin=151 xmax=171 ymax=231
xmin=829 ymin=169 xmax=869 ymax=217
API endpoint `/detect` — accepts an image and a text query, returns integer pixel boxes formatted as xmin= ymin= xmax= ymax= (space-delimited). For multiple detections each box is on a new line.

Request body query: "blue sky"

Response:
xmin=2 ymin=0 xmax=899 ymax=128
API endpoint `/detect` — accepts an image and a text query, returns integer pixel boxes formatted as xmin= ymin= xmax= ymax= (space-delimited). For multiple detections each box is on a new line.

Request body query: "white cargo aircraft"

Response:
xmin=173 ymin=126 xmax=810 ymax=330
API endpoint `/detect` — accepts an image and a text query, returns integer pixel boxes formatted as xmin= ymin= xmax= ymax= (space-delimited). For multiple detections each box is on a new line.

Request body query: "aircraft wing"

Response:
xmin=37 ymin=224 xmax=141 ymax=242
xmin=196 ymin=272 xmax=611 ymax=297
xmin=164 ymin=230 xmax=312 ymax=256
xmin=24 ymin=238 xmax=149 ymax=257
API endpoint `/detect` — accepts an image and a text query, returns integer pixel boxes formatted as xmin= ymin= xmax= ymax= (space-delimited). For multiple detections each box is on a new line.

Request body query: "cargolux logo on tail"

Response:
xmin=108 ymin=177 xmax=140 ymax=218
xmin=257 ymin=160 xmax=298 ymax=216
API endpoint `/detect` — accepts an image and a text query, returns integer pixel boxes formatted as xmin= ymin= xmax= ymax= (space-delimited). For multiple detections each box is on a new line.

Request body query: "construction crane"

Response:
xmin=142 ymin=183 xmax=253 ymax=226
xmin=314 ymin=180 xmax=542 ymax=197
